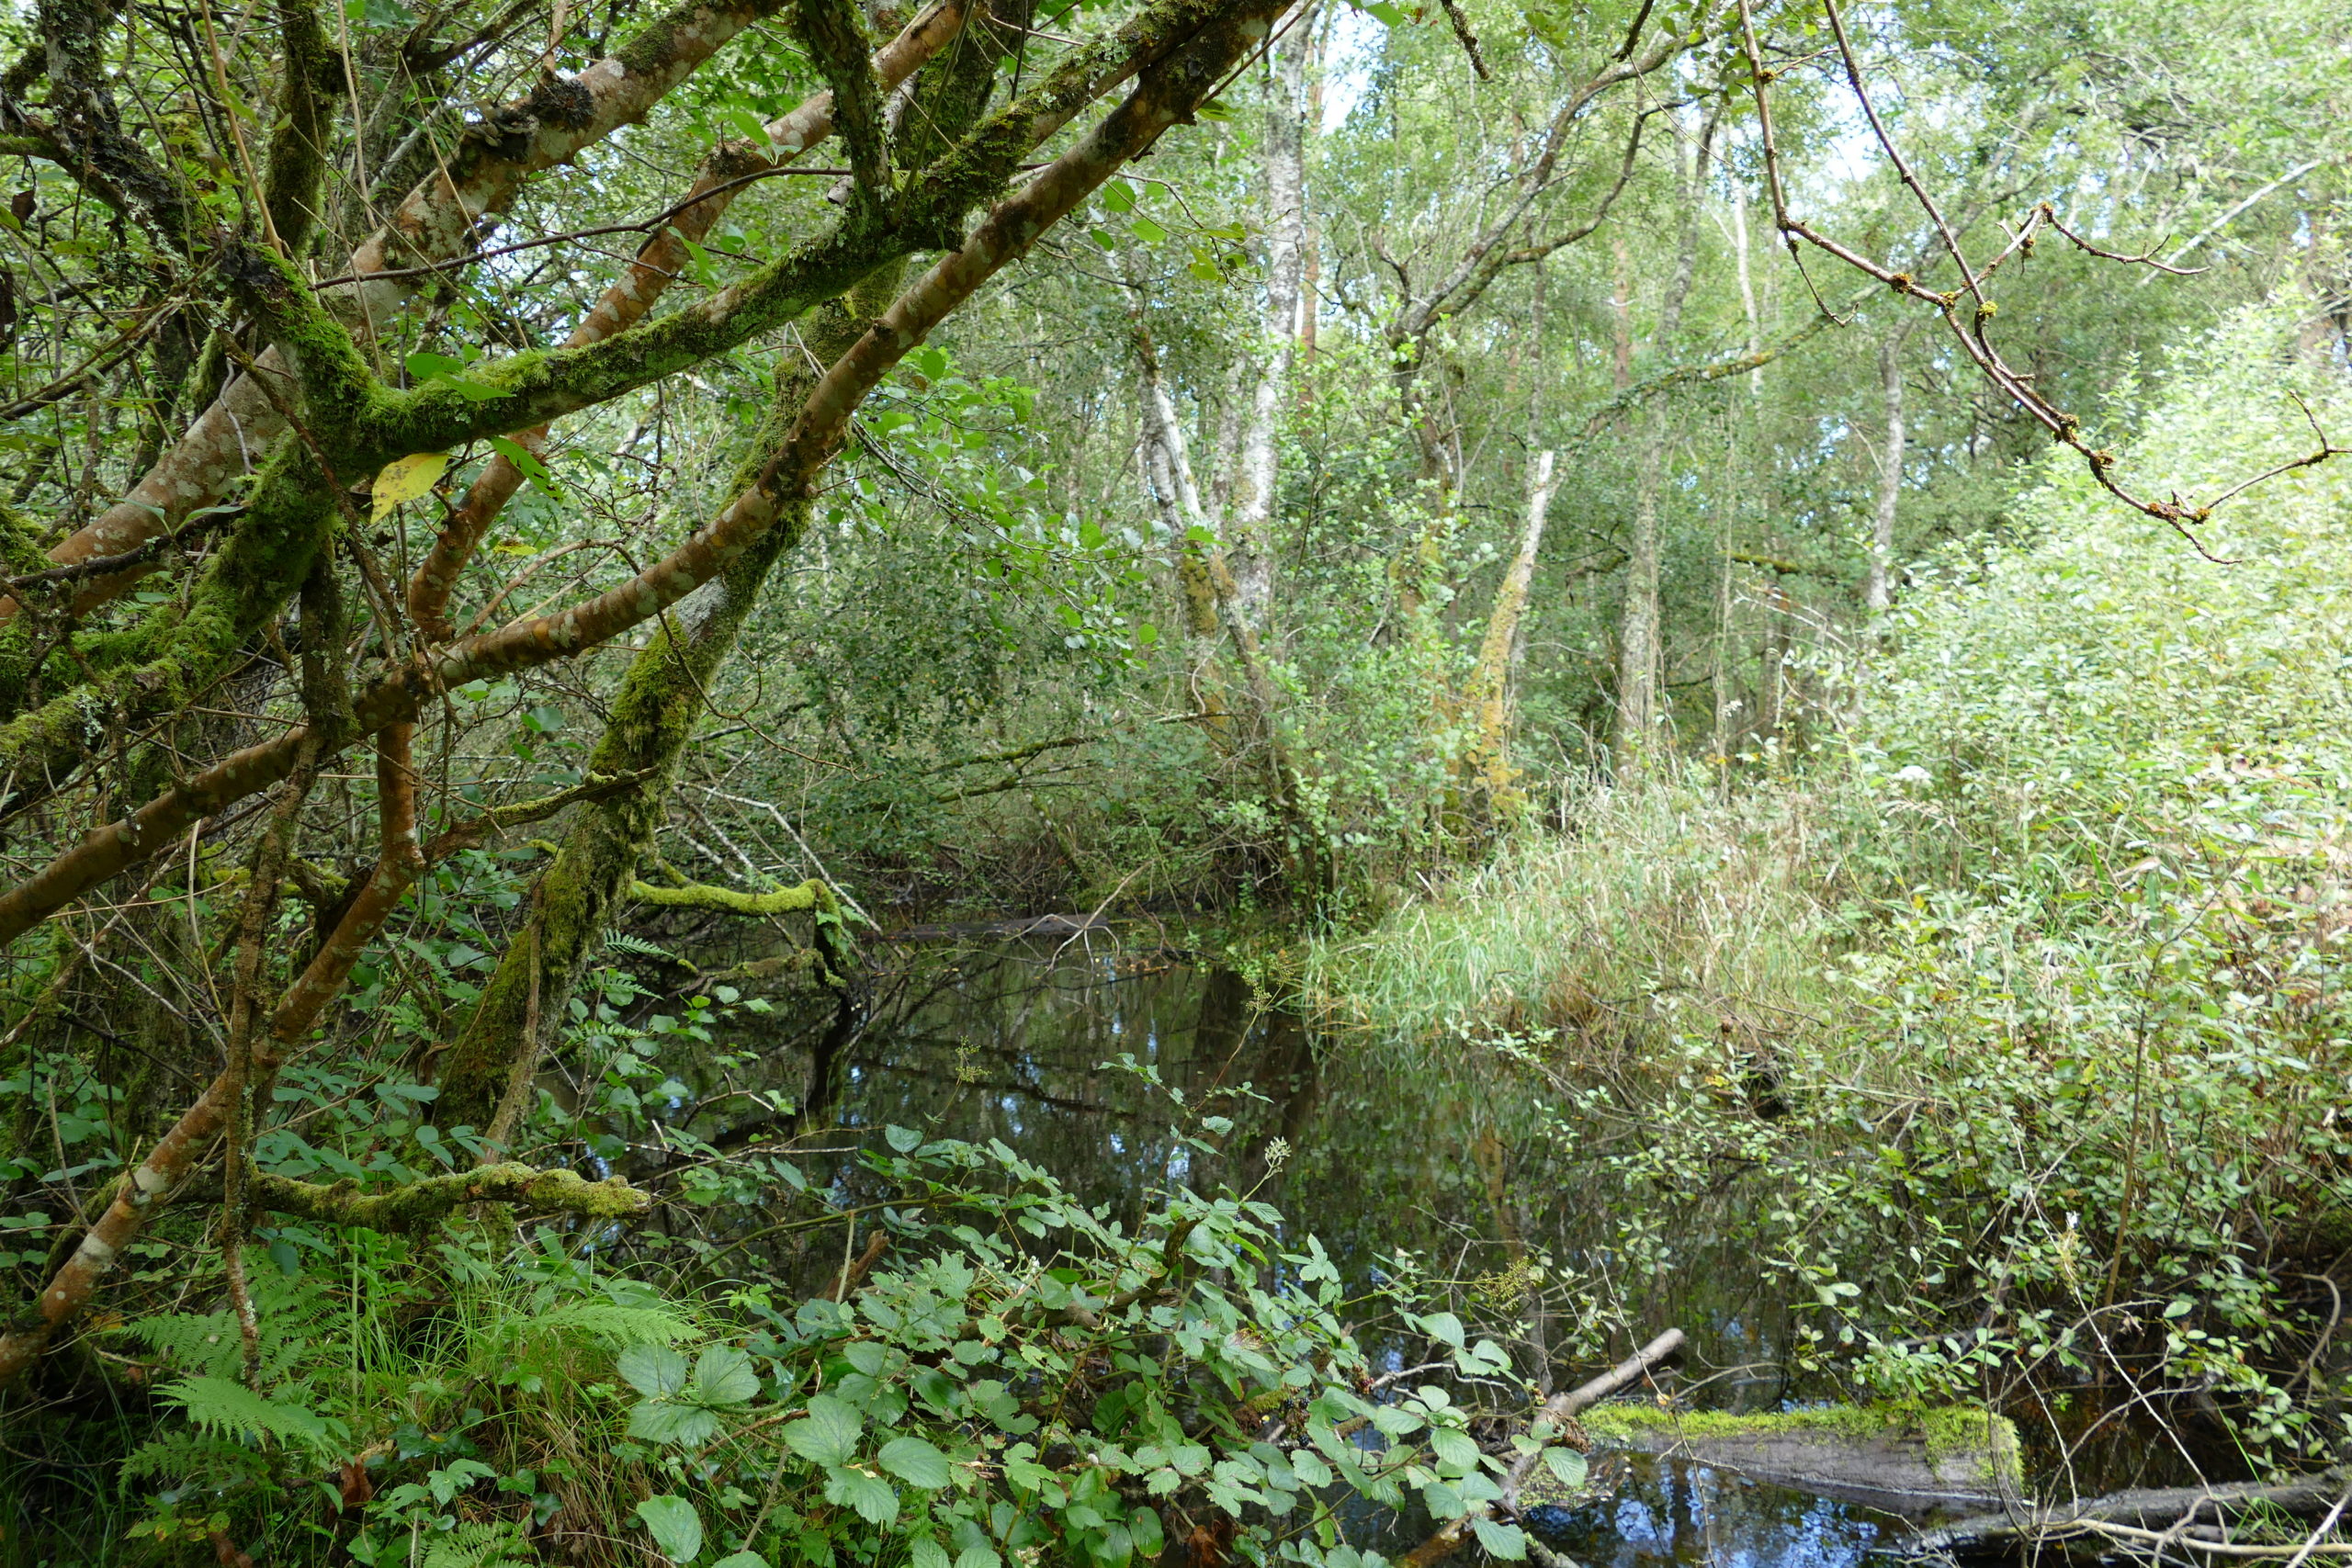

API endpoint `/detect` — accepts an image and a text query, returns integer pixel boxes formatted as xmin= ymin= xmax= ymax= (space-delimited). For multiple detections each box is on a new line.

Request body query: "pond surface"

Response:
xmin=656 ymin=934 xmax=2177 ymax=1568
xmin=1532 ymin=1455 xmax=1921 ymax=1568
xmin=717 ymin=937 xmax=1792 ymax=1378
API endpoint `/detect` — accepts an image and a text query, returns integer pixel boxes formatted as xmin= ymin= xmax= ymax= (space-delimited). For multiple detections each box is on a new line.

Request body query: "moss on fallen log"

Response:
xmin=1582 ymin=1400 xmax=2024 ymax=1502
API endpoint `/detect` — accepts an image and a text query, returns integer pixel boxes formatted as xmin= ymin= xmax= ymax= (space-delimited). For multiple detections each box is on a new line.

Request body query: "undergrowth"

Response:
xmin=1305 ymin=306 xmax=2352 ymax=1472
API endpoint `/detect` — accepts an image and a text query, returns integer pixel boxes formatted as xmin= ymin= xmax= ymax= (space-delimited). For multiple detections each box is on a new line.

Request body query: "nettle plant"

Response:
xmin=116 ymin=1077 xmax=1546 ymax=1568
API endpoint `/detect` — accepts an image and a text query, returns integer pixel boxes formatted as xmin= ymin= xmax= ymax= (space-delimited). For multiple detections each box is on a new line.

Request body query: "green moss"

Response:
xmin=432 ymin=271 xmax=905 ymax=1129
xmin=262 ymin=0 xmax=334 ymax=256
xmin=0 ymin=442 xmax=337 ymax=782
xmin=1580 ymin=1401 xmax=2022 ymax=1489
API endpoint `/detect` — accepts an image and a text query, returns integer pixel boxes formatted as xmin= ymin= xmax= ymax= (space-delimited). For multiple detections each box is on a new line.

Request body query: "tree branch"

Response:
xmin=247 ymin=1163 xmax=651 ymax=1231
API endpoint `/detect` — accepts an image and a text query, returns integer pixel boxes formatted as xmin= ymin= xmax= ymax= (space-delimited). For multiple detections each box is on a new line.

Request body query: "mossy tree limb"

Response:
xmin=247 ymin=1164 xmax=650 ymax=1231
xmin=7 ymin=0 xmax=797 ymax=628
xmin=0 ymin=0 xmax=1292 ymax=955
xmin=427 ymin=281 xmax=895 ymax=1134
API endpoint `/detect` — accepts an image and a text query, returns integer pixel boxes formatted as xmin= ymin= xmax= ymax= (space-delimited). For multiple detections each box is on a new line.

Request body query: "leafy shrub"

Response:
xmin=1309 ymin=307 xmax=2352 ymax=1467
xmin=108 ymin=1099 xmax=1560 ymax=1568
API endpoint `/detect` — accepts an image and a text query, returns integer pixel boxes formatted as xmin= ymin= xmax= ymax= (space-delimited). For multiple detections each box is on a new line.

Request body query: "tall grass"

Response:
xmin=1303 ymin=776 xmax=1838 ymax=1055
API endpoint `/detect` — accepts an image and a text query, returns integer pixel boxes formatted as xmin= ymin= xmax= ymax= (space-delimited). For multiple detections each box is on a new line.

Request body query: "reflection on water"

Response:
xmin=1535 ymin=1456 xmax=1917 ymax=1568
xmin=659 ymin=938 xmax=1954 ymax=1568
xmin=694 ymin=939 xmax=1793 ymax=1381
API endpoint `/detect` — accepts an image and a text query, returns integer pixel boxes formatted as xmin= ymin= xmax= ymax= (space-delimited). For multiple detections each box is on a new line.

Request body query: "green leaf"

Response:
xmin=1102 ymin=180 xmax=1136 ymax=212
xmin=844 ymin=1340 xmax=888 ymax=1377
xmin=910 ymin=1538 xmax=951 ymax=1568
xmin=1421 ymin=1481 xmax=1466 ymax=1520
xmin=619 ymin=1343 xmax=691 ymax=1397
xmin=405 ymin=351 xmax=466 ymax=382
xmin=1129 ymin=1507 xmax=1163 ymax=1560
xmin=1130 ymin=218 xmax=1169 ymax=244
xmin=783 ymin=1393 xmax=863 ymax=1466
xmin=1429 ymin=1427 xmax=1480 ymax=1472
xmin=692 ymin=1346 xmax=761 ymax=1405
xmin=824 ymin=1463 xmax=900 ymax=1524
xmin=1419 ymin=1312 xmax=1465 ymax=1348
xmin=878 ymin=1435 xmax=954 ymax=1489
xmin=1365 ymin=0 xmax=1408 ymax=22
xmin=1472 ymin=1519 xmax=1528 ymax=1561
xmin=712 ymin=1555 xmax=771 ymax=1568
xmin=1544 ymin=1448 xmax=1589 ymax=1491
xmin=487 ymin=434 xmax=562 ymax=501
xmin=628 ymin=1400 xmax=720 ymax=1448
xmin=885 ymin=1124 xmax=922 ymax=1153
xmin=637 ymin=1495 xmax=705 ymax=1563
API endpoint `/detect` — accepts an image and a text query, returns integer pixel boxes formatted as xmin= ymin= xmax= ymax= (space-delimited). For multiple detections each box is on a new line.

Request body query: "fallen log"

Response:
xmin=883 ymin=912 xmax=1112 ymax=943
xmin=1910 ymin=1465 xmax=2352 ymax=1560
xmin=1583 ymin=1402 xmax=2023 ymax=1508
xmin=1399 ymin=1327 xmax=1686 ymax=1568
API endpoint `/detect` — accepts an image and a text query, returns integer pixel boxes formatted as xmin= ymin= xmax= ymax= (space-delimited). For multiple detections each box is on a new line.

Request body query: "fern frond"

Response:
xmin=513 ymin=1302 xmax=698 ymax=1348
xmin=157 ymin=1377 xmax=349 ymax=1460
xmin=602 ymin=931 xmax=683 ymax=963
xmin=122 ymin=1312 xmax=243 ymax=1381
xmin=421 ymin=1520 xmax=534 ymax=1568
xmin=119 ymin=1431 xmax=272 ymax=1495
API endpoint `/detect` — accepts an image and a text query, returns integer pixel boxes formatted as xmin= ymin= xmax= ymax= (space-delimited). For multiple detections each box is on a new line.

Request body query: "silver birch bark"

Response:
xmin=1867 ymin=327 xmax=1907 ymax=613
xmin=1227 ymin=11 xmax=1311 ymax=628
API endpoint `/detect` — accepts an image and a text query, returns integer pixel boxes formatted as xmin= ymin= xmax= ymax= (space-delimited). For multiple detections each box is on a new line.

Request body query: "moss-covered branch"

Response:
xmin=344 ymin=0 xmax=1236 ymax=466
xmin=630 ymin=874 xmax=841 ymax=917
xmin=247 ymin=1164 xmax=650 ymax=1232
xmin=0 ymin=0 xmax=1286 ymax=957
xmin=791 ymin=0 xmax=888 ymax=208
xmin=262 ymin=0 xmax=335 ymax=254
xmin=0 ymin=441 xmax=341 ymax=784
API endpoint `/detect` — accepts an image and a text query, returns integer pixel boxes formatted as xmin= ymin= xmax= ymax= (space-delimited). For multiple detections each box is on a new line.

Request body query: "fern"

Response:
xmin=421 ymin=1521 xmax=534 ymax=1568
xmin=120 ymin=1269 xmax=331 ymax=1387
xmin=157 ymin=1376 xmax=349 ymax=1461
xmin=508 ymin=1301 xmax=697 ymax=1348
xmin=602 ymin=930 xmax=684 ymax=964
xmin=121 ymin=1310 xmax=245 ymax=1380
xmin=119 ymin=1430 xmax=272 ymax=1495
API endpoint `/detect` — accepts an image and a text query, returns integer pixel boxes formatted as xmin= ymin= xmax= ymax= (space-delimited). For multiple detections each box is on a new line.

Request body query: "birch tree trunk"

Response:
xmin=1611 ymin=107 xmax=1713 ymax=778
xmin=1227 ymin=9 xmax=1311 ymax=628
xmin=1123 ymin=259 xmax=1229 ymax=739
xmin=1866 ymin=326 xmax=1907 ymax=614
xmin=1463 ymin=449 xmax=1560 ymax=804
xmin=1715 ymin=185 xmax=1764 ymax=781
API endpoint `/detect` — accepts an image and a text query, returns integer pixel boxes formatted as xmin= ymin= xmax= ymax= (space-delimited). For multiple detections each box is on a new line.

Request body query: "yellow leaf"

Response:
xmin=370 ymin=451 xmax=449 ymax=520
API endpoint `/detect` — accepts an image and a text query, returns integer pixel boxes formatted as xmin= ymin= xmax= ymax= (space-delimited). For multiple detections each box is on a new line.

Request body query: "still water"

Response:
xmin=655 ymin=936 xmax=2041 ymax=1568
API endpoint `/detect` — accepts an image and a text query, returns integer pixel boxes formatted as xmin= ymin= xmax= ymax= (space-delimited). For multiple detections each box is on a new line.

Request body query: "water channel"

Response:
xmin=641 ymin=932 xmax=2219 ymax=1568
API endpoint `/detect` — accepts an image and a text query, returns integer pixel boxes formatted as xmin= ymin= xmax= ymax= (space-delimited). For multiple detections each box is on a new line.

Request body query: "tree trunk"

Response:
xmin=1716 ymin=187 xmax=1764 ymax=782
xmin=1615 ymin=422 xmax=1667 ymax=772
xmin=1462 ymin=450 xmax=1558 ymax=806
xmin=1124 ymin=262 xmax=1229 ymax=739
xmin=1866 ymin=326 xmax=1905 ymax=614
xmin=430 ymin=276 xmax=900 ymax=1137
xmin=1611 ymin=107 xmax=1713 ymax=778
xmin=1226 ymin=10 xmax=1311 ymax=629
